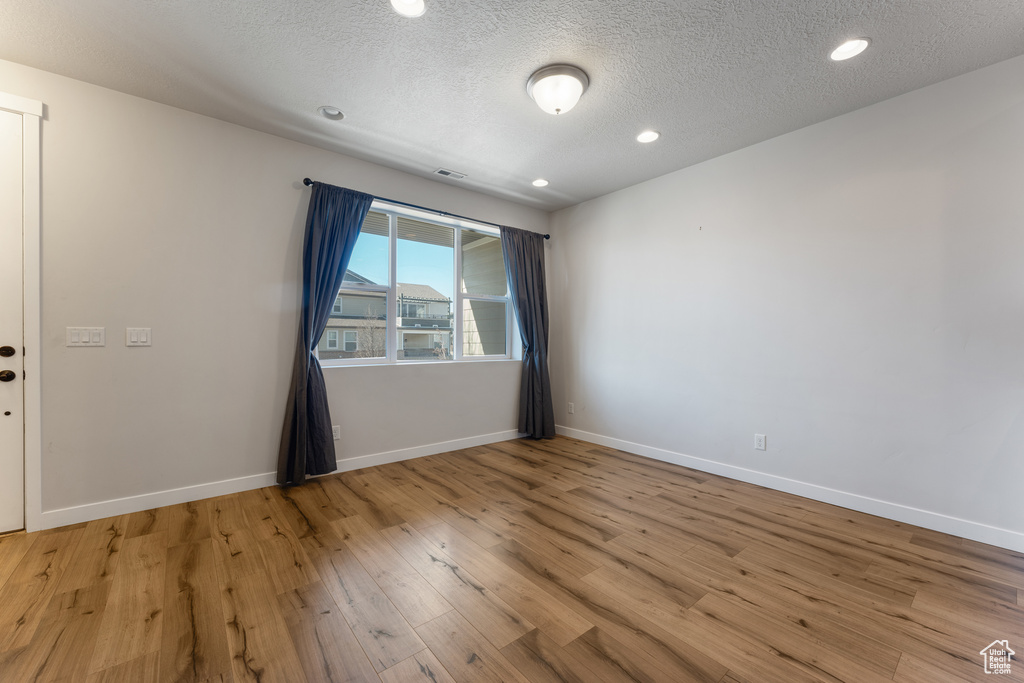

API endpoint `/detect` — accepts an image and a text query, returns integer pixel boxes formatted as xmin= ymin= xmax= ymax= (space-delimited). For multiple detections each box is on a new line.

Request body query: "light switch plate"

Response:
xmin=126 ymin=328 xmax=152 ymax=347
xmin=66 ymin=327 xmax=105 ymax=347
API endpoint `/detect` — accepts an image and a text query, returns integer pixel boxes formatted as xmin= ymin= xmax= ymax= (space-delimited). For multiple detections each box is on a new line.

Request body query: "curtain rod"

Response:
xmin=302 ymin=178 xmax=550 ymax=239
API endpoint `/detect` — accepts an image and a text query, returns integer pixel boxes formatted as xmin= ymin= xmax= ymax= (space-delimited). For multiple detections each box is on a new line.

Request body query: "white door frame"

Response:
xmin=0 ymin=91 xmax=43 ymax=532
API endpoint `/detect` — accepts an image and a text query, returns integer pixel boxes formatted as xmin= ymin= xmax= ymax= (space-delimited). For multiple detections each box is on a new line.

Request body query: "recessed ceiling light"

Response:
xmin=317 ymin=106 xmax=344 ymax=121
xmin=532 ymin=179 xmax=549 ymax=187
xmin=830 ymin=38 xmax=870 ymax=61
xmin=637 ymin=130 xmax=660 ymax=143
xmin=390 ymin=0 xmax=426 ymax=18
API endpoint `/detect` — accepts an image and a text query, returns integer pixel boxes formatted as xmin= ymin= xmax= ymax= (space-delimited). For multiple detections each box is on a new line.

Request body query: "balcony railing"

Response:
xmin=399 ymin=315 xmax=452 ymax=329
xmin=325 ymin=313 xmax=454 ymax=329
xmin=400 ymin=312 xmax=451 ymax=320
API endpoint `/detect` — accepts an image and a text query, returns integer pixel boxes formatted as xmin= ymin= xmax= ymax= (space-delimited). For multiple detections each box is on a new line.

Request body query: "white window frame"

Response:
xmin=332 ymin=296 xmax=342 ymax=314
xmin=343 ymin=330 xmax=358 ymax=352
xmin=457 ymin=229 xmax=513 ymax=361
xmin=320 ymin=200 xmax=516 ymax=367
xmin=325 ymin=329 xmax=339 ymax=350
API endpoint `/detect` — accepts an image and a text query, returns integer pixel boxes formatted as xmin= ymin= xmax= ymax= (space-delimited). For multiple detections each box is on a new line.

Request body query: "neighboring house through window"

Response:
xmin=315 ymin=204 xmax=514 ymax=364
xmin=400 ymin=302 xmax=426 ymax=317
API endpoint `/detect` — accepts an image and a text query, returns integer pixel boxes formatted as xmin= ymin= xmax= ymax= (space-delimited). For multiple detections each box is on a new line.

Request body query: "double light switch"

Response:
xmin=126 ymin=328 xmax=151 ymax=346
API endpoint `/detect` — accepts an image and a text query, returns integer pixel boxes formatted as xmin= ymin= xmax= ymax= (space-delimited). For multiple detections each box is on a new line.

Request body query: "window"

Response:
xmin=326 ymin=330 xmax=339 ymax=349
xmin=400 ymin=302 xmax=426 ymax=318
xmin=317 ymin=204 xmax=514 ymax=365
xmin=461 ymin=231 xmax=508 ymax=356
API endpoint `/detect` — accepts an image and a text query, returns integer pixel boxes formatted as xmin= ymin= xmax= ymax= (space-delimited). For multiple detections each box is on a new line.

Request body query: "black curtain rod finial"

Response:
xmin=301 ymin=176 xmax=549 ymax=239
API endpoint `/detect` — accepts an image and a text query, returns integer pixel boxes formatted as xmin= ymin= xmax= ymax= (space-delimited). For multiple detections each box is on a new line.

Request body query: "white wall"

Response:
xmin=549 ymin=55 xmax=1024 ymax=551
xmin=0 ymin=58 xmax=547 ymax=526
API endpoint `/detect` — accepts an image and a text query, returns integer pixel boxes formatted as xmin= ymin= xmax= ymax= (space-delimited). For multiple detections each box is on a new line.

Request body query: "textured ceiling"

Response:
xmin=1 ymin=0 xmax=1022 ymax=211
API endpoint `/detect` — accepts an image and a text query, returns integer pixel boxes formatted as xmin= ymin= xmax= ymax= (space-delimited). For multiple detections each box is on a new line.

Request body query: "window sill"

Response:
xmin=320 ymin=357 xmax=521 ymax=369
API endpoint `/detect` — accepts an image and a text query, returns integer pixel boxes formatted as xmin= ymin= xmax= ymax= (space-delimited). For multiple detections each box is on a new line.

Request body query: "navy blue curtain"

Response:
xmin=500 ymin=226 xmax=555 ymax=439
xmin=278 ymin=183 xmax=374 ymax=485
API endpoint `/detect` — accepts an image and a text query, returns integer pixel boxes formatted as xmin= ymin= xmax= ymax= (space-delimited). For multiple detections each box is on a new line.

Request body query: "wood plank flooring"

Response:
xmin=0 ymin=436 xmax=1021 ymax=682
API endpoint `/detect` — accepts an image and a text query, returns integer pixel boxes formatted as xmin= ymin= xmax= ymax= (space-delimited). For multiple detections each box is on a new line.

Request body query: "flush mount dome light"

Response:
xmin=318 ymin=105 xmax=344 ymax=120
xmin=390 ymin=0 xmax=425 ymax=18
xmin=532 ymin=179 xmax=549 ymax=187
xmin=830 ymin=38 xmax=870 ymax=61
xmin=636 ymin=130 xmax=660 ymax=143
xmin=527 ymin=64 xmax=589 ymax=115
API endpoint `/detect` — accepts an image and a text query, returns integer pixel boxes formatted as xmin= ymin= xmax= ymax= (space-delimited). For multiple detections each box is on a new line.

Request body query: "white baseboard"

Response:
xmin=39 ymin=471 xmax=279 ymax=530
xmin=38 ymin=429 xmax=522 ymax=530
xmin=557 ymin=426 xmax=1024 ymax=554
xmin=331 ymin=429 xmax=521 ymax=474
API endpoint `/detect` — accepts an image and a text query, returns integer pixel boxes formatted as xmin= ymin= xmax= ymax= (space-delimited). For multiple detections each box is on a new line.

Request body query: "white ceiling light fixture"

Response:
xmin=532 ymin=179 xmax=549 ymax=187
xmin=317 ymin=105 xmax=344 ymax=120
xmin=830 ymin=38 xmax=870 ymax=61
xmin=527 ymin=64 xmax=589 ymax=115
xmin=636 ymin=130 xmax=660 ymax=143
xmin=390 ymin=0 xmax=426 ymax=18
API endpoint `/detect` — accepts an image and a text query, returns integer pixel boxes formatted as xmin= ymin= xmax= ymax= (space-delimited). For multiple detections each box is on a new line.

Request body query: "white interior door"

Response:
xmin=0 ymin=108 xmax=25 ymax=533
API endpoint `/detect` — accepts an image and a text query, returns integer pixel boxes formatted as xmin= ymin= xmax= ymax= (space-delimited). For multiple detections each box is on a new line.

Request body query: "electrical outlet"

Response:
xmin=332 ymin=425 xmax=341 ymax=440
xmin=754 ymin=433 xmax=766 ymax=451
xmin=568 ymin=402 xmax=575 ymax=414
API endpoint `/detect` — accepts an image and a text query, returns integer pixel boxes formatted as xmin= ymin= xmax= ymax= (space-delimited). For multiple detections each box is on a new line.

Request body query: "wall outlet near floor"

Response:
xmin=332 ymin=425 xmax=341 ymax=440
xmin=568 ymin=402 xmax=575 ymax=414
xmin=754 ymin=433 xmax=766 ymax=451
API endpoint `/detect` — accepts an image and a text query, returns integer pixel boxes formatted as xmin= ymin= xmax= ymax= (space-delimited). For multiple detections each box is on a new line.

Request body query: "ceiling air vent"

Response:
xmin=433 ymin=168 xmax=467 ymax=180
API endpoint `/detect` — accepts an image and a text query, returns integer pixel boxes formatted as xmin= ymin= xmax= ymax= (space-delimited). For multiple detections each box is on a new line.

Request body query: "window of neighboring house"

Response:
xmin=316 ymin=204 xmax=515 ymax=365
xmin=326 ymin=330 xmax=339 ymax=349
xmin=332 ymin=296 xmax=342 ymax=314
xmin=400 ymin=302 xmax=426 ymax=317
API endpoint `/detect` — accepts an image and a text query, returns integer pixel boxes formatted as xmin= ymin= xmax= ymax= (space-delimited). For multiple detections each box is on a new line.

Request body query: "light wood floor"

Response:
xmin=0 ymin=437 xmax=1021 ymax=682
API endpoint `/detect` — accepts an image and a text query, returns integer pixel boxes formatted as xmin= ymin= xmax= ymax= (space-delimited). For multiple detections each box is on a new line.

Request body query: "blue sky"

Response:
xmin=345 ymin=232 xmax=454 ymax=299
